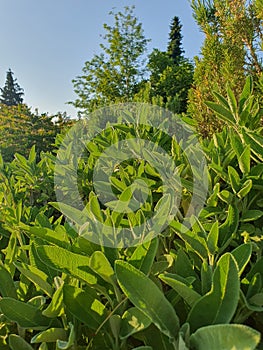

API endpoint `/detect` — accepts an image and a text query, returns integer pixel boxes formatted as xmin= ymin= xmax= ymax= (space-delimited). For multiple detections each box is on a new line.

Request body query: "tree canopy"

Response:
xmin=0 ymin=69 xmax=24 ymax=106
xmin=71 ymin=6 xmax=149 ymax=115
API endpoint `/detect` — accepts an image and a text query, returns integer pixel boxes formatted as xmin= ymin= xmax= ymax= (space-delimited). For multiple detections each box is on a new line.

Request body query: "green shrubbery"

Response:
xmin=0 ymin=79 xmax=262 ymax=349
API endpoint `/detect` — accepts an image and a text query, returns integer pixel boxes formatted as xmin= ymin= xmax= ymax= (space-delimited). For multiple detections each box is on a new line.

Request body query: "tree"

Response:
xmin=71 ymin=6 xmax=149 ymax=115
xmin=187 ymin=0 xmax=263 ymax=136
xmin=167 ymin=16 xmax=184 ymax=63
xmin=135 ymin=16 xmax=193 ymax=114
xmin=0 ymin=104 xmax=72 ymax=162
xmin=0 ymin=69 xmax=24 ymax=106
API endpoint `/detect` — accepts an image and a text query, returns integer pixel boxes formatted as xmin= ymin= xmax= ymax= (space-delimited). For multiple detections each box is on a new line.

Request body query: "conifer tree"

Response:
xmin=167 ymin=16 xmax=184 ymax=63
xmin=0 ymin=69 xmax=24 ymax=106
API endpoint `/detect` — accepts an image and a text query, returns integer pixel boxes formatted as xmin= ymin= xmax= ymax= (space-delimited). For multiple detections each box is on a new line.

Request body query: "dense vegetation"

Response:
xmin=0 ymin=1 xmax=263 ymax=349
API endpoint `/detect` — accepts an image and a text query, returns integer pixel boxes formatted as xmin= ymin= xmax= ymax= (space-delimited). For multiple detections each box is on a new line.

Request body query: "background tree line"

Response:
xmin=1 ymin=0 xmax=263 ymax=161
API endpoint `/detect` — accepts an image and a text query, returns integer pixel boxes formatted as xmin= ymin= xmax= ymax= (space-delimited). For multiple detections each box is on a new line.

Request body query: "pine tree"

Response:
xmin=167 ymin=16 xmax=184 ymax=63
xmin=0 ymin=69 xmax=24 ymax=106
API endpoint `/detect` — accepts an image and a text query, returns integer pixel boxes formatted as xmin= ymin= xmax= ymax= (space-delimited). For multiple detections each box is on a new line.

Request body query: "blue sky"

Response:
xmin=0 ymin=0 xmax=204 ymax=117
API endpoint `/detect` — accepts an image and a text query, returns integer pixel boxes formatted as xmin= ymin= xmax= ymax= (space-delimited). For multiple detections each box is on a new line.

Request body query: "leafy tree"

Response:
xmin=188 ymin=0 xmax=263 ymax=136
xmin=71 ymin=6 xmax=149 ymax=115
xmin=0 ymin=104 xmax=72 ymax=162
xmin=0 ymin=69 xmax=24 ymax=106
xmin=136 ymin=17 xmax=193 ymax=114
xmin=167 ymin=16 xmax=184 ymax=63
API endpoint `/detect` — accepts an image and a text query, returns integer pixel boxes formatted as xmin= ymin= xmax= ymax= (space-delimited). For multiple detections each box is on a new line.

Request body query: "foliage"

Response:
xmin=135 ymin=18 xmax=193 ymax=114
xmin=71 ymin=6 xmax=149 ymax=115
xmin=0 ymin=79 xmax=262 ymax=349
xmin=0 ymin=69 xmax=24 ymax=106
xmin=188 ymin=0 xmax=263 ymax=136
xmin=167 ymin=16 xmax=184 ymax=64
xmin=0 ymin=104 xmax=72 ymax=162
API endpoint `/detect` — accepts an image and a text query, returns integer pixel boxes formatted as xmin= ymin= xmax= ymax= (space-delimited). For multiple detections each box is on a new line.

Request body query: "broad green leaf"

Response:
xmin=129 ymin=238 xmax=158 ymax=275
xmin=49 ymin=202 xmax=86 ymax=225
xmin=63 ymin=285 xmax=106 ymax=329
xmin=159 ymin=273 xmax=201 ymax=307
xmin=9 ymin=334 xmax=34 ymax=350
xmin=42 ymin=282 xmax=64 ymax=318
xmin=89 ymin=251 xmax=114 ymax=284
xmin=205 ymin=101 xmax=236 ymax=125
xmin=207 ymin=221 xmax=219 ymax=255
xmin=36 ymin=246 xmax=97 ymax=285
xmin=228 ymin=166 xmax=240 ymax=193
xmin=133 ymin=347 xmax=153 ymax=350
xmin=170 ymin=221 xmax=208 ymax=261
xmin=120 ymin=307 xmax=151 ymax=339
xmin=0 ymin=297 xmax=50 ymax=329
xmin=187 ymin=253 xmax=239 ymax=332
xmin=27 ymin=226 xmax=70 ymax=249
xmin=217 ymin=190 xmax=233 ymax=204
xmin=31 ymin=328 xmax=67 ymax=343
xmin=14 ymin=262 xmax=53 ymax=297
xmin=190 ymin=324 xmax=260 ymax=350
xmin=232 ymin=243 xmax=252 ymax=276
xmin=237 ymin=179 xmax=252 ymax=198
xmin=115 ymin=260 xmax=179 ymax=340
xmin=226 ymin=85 xmax=238 ymax=117
xmin=218 ymin=204 xmax=239 ymax=247
xmin=201 ymin=261 xmax=213 ymax=295
xmin=239 ymin=76 xmax=253 ymax=112
xmin=242 ymin=130 xmax=263 ymax=162
xmin=0 ymin=264 xmax=17 ymax=299
xmin=241 ymin=210 xmax=263 ymax=222
xmin=239 ymin=145 xmax=250 ymax=174
xmin=140 ymin=324 xmax=176 ymax=350
xmin=56 ymin=322 xmax=75 ymax=349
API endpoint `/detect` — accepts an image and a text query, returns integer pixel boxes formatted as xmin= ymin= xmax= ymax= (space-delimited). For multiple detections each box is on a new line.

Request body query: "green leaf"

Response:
xmin=218 ymin=204 xmax=239 ymax=247
xmin=36 ymin=245 xmax=97 ymax=285
xmin=205 ymin=101 xmax=236 ymax=125
xmin=0 ymin=264 xmax=17 ymax=299
xmin=89 ymin=250 xmax=115 ymax=284
xmin=56 ymin=322 xmax=75 ymax=349
xmin=232 ymin=243 xmax=252 ymax=276
xmin=9 ymin=334 xmax=34 ymax=350
xmin=242 ymin=130 xmax=263 ymax=162
xmin=128 ymin=238 xmax=158 ymax=275
xmin=239 ymin=145 xmax=250 ymax=174
xmin=63 ymin=285 xmax=106 ymax=329
xmin=170 ymin=221 xmax=208 ymax=261
xmin=120 ymin=307 xmax=151 ymax=339
xmin=14 ymin=262 xmax=53 ymax=298
xmin=241 ymin=210 xmax=263 ymax=222
xmin=237 ymin=179 xmax=252 ymax=199
xmin=228 ymin=166 xmax=240 ymax=193
xmin=0 ymin=297 xmax=50 ymax=329
xmin=190 ymin=324 xmax=260 ymax=350
xmin=207 ymin=221 xmax=219 ymax=255
xmin=159 ymin=273 xmax=201 ymax=307
xmin=42 ymin=280 xmax=64 ymax=318
xmin=115 ymin=260 xmax=179 ymax=340
xmin=27 ymin=226 xmax=71 ymax=249
xmin=226 ymin=85 xmax=238 ymax=117
xmin=187 ymin=253 xmax=239 ymax=332
xmin=217 ymin=190 xmax=233 ymax=204
xmin=31 ymin=328 xmax=67 ymax=343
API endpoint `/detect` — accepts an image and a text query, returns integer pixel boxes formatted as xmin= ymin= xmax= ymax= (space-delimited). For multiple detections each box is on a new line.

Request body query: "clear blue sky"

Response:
xmin=0 ymin=0 xmax=204 ymax=117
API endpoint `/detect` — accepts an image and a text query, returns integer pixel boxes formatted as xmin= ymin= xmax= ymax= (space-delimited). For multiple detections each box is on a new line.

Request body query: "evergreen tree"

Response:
xmin=0 ymin=69 xmax=24 ymax=106
xmin=71 ymin=6 xmax=149 ymax=115
xmin=167 ymin=16 xmax=184 ymax=63
xmin=188 ymin=0 xmax=263 ymax=136
xmin=136 ymin=16 xmax=193 ymax=114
